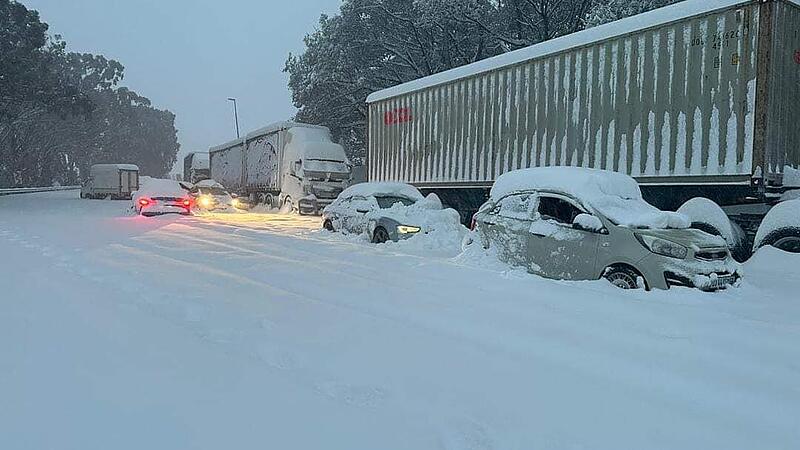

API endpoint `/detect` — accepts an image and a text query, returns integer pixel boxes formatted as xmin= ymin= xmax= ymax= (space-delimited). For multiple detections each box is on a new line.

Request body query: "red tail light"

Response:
xmin=138 ymin=198 xmax=152 ymax=207
xmin=470 ymin=215 xmax=477 ymax=231
xmin=182 ymin=198 xmax=191 ymax=207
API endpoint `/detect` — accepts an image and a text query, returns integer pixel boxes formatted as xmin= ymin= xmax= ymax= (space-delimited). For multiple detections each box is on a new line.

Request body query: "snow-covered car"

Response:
xmin=132 ymin=178 xmax=192 ymax=217
xmin=322 ymin=182 xmax=461 ymax=243
xmin=471 ymin=167 xmax=741 ymax=291
xmin=187 ymin=179 xmax=245 ymax=212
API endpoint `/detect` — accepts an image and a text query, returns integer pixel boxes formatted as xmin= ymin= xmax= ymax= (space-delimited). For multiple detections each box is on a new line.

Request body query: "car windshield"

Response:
xmin=589 ymin=197 xmax=689 ymax=229
xmin=375 ymin=195 xmax=415 ymax=209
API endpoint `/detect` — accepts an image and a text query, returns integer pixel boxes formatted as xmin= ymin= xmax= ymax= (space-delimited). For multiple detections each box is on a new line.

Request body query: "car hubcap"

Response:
xmin=608 ymin=272 xmax=636 ymax=289
xmin=774 ymin=236 xmax=800 ymax=253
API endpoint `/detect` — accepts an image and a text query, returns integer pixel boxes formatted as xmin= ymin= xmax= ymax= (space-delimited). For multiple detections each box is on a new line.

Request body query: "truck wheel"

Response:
xmin=283 ymin=197 xmax=295 ymax=213
xmin=265 ymin=194 xmax=275 ymax=208
xmin=757 ymin=228 xmax=800 ymax=253
xmin=323 ymin=220 xmax=334 ymax=231
xmin=372 ymin=227 xmax=390 ymax=244
xmin=604 ymin=265 xmax=646 ymax=290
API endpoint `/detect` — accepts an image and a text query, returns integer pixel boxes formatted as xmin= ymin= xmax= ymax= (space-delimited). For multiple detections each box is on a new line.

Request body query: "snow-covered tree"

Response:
xmin=584 ymin=0 xmax=684 ymax=27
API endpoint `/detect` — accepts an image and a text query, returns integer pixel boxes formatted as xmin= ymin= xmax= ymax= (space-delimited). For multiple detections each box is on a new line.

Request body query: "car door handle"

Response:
xmin=531 ymin=232 xmax=547 ymax=238
xmin=483 ymin=221 xmax=496 ymax=226
xmin=356 ymin=209 xmax=369 ymax=214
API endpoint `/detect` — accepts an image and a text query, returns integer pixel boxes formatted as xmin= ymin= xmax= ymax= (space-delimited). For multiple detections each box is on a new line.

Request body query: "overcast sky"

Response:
xmin=24 ymin=0 xmax=341 ymax=172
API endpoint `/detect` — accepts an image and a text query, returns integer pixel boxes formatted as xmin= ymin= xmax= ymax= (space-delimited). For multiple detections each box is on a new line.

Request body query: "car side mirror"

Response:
xmin=572 ymin=213 xmax=607 ymax=234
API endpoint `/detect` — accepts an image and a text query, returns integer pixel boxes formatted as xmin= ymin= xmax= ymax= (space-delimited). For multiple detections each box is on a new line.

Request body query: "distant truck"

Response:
xmin=209 ymin=122 xmax=352 ymax=214
xmin=183 ymin=152 xmax=210 ymax=184
xmin=80 ymin=164 xmax=140 ymax=200
xmin=366 ymin=0 xmax=800 ymax=257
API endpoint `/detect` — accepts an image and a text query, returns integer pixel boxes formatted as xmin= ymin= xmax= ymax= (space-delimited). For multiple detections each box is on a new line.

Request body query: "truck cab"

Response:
xmin=281 ymin=126 xmax=351 ymax=214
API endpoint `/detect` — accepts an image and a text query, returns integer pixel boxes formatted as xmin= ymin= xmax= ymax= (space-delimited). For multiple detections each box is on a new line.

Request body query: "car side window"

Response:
xmin=537 ymin=195 xmax=584 ymax=225
xmin=350 ymin=196 xmax=373 ymax=212
xmin=496 ymin=194 xmax=536 ymax=220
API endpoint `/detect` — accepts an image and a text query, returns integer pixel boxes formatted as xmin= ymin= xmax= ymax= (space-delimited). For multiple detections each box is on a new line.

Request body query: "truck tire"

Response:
xmin=323 ymin=220 xmax=334 ymax=231
xmin=265 ymin=194 xmax=275 ymax=208
xmin=756 ymin=228 xmax=800 ymax=253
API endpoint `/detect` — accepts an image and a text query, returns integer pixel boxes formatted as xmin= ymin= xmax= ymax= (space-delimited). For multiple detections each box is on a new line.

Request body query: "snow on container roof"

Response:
xmin=91 ymin=163 xmax=139 ymax=171
xmin=366 ymin=0 xmax=752 ymax=103
xmin=245 ymin=121 xmax=329 ymax=141
xmin=339 ymin=182 xmax=425 ymax=201
xmin=209 ymin=138 xmax=245 ymax=154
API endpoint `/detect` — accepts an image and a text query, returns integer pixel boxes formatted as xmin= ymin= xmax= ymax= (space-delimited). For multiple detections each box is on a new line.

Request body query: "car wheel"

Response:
xmin=759 ymin=227 xmax=800 ymax=253
xmin=604 ymin=265 xmax=644 ymax=290
xmin=323 ymin=220 xmax=334 ymax=231
xmin=372 ymin=226 xmax=390 ymax=244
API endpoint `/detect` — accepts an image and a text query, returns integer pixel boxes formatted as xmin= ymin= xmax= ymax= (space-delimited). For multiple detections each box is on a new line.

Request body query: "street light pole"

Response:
xmin=227 ymin=97 xmax=240 ymax=139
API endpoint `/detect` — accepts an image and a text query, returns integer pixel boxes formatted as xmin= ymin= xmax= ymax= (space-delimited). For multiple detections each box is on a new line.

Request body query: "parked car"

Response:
xmin=132 ymin=178 xmax=192 ymax=217
xmin=188 ymin=179 xmax=246 ymax=212
xmin=81 ymin=164 xmax=139 ymax=200
xmin=471 ymin=167 xmax=741 ymax=291
xmin=322 ymin=182 xmax=461 ymax=243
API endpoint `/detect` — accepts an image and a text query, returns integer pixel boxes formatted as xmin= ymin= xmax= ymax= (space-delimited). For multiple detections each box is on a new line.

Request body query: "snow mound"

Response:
xmin=383 ymin=206 xmax=467 ymax=257
xmin=677 ymin=197 xmax=736 ymax=244
xmin=753 ymin=199 xmax=800 ymax=249
xmin=492 ymin=168 xmax=689 ymax=229
xmin=336 ymin=182 xmax=425 ymax=203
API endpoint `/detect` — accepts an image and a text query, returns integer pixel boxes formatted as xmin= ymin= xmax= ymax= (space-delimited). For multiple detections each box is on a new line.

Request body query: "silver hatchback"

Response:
xmin=472 ymin=169 xmax=741 ymax=290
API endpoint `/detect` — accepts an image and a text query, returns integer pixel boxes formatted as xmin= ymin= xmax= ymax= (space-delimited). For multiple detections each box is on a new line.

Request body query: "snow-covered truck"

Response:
xmin=209 ymin=122 xmax=352 ymax=214
xmin=366 ymin=0 xmax=800 ymax=257
xmin=183 ymin=152 xmax=210 ymax=184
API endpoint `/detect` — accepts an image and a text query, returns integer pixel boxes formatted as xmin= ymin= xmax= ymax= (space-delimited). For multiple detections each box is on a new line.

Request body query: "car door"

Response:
xmin=345 ymin=195 xmax=375 ymax=234
xmin=526 ymin=194 xmax=601 ymax=280
xmin=483 ymin=193 xmax=537 ymax=268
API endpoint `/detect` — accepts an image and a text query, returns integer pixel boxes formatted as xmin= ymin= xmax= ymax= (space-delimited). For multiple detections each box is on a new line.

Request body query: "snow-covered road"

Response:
xmin=2 ymin=190 xmax=799 ymax=449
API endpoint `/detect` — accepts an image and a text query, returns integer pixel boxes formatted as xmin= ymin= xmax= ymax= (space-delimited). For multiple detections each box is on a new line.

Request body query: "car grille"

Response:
xmin=695 ymin=249 xmax=728 ymax=261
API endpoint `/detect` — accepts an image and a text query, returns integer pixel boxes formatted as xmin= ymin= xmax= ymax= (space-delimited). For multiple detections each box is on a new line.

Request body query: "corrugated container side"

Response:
xmin=245 ymin=131 xmax=283 ymax=191
xmin=209 ymin=144 xmax=245 ymax=190
xmin=369 ymin=3 xmax=761 ymax=187
xmin=763 ymin=0 xmax=800 ymax=180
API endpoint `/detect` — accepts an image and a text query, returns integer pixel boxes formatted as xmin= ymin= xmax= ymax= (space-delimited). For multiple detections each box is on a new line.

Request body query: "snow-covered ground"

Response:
xmin=1 ymin=190 xmax=799 ymax=450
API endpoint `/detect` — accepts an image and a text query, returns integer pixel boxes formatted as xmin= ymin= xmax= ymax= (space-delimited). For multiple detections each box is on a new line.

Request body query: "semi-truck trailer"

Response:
xmin=183 ymin=152 xmax=210 ymax=184
xmin=209 ymin=122 xmax=352 ymax=214
xmin=366 ymin=0 xmax=800 ymax=257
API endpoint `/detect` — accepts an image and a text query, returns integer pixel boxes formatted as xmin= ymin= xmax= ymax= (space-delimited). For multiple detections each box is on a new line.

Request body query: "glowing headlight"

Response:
xmin=397 ymin=225 xmax=421 ymax=234
xmin=636 ymin=234 xmax=688 ymax=259
xmin=198 ymin=195 xmax=214 ymax=208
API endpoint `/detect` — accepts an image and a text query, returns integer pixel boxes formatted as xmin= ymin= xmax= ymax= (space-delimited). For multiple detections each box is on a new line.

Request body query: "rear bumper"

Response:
xmin=141 ymin=206 xmax=191 ymax=217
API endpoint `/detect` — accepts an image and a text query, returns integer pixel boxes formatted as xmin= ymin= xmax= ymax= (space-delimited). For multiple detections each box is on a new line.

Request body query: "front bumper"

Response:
xmin=635 ymin=252 xmax=741 ymax=291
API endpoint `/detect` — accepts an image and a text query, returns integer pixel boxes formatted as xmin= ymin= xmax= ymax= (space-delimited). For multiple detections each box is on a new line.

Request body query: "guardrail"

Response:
xmin=0 ymin=186 xmax=80 ymax=196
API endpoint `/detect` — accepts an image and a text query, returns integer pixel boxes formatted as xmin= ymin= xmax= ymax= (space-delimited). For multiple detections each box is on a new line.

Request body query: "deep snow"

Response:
xmin=2 ymin=190 xmax=799 ymax=450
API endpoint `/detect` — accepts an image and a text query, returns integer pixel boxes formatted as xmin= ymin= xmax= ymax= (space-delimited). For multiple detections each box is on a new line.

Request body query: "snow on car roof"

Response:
xmin=134 ymin=177 xmax=188 ymax=198
xmin=339 ymin=182 xmax=424 ymax=201
xmin=491 ymin=167 xmax=642 ymax=201
xmin=367 ymin=0 xmax=750 ymax=103
xmin=491 ymin=167 xmax=688 ymax=229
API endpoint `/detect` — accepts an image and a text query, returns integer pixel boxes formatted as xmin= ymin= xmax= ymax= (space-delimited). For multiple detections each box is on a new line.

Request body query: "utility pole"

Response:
xmin=227 ymin=97 xmax=240 ymax=139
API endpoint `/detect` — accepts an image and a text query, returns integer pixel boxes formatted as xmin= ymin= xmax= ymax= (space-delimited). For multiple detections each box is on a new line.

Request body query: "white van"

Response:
xmin=81 ymin=164 xmax=140 ymax=200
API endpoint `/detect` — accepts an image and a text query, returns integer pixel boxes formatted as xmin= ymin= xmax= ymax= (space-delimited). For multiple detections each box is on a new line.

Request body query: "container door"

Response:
xmin=119 ymin=171 xmax=129 ymax=193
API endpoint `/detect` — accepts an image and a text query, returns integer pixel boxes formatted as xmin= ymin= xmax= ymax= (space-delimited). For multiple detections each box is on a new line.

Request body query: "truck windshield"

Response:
xmin=304 ymin=159 xmax=349 ymax=175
